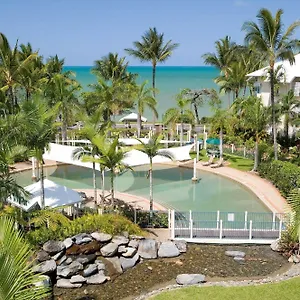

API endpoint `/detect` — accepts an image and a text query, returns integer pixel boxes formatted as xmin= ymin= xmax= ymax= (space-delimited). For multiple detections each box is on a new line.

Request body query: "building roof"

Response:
xmin=246 ymin=53 xmax=300 ymax=83
xmin=119 ymin=113 xmax=147 ymax=122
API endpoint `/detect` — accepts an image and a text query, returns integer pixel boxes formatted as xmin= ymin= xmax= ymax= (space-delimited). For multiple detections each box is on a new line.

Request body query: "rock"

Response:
xmin=138 ymin=239 xmax=159 ymax=259
xmin=120 ymin=253 xmax=140 ymax=271
xmin=225 ymin=251 xmax=245 ymax=258
xmin=95 ymin=259 xmax=106 ymax=271
xmin=36 ymin=250 xmax=50 ymax=262
xmin=158 ymin=242 xmax=180 ymax=258
xmin=52 ymin=250 xmax=65 ymax=261
xmin=118 ymin=245 xmax=127 ymax=253
xmin=112 ymin=235 xmax=129 ymax=246
xmin=128 ymin=239 xmax=140 ymax=249
xmin=56 ymin=279 xmax=82 ymax=288
xmin=174 ymin=240 xmax=187 ymax=253
xmin=75 ymin=254 xmax=96 ymax=265
xmin=34 ymin=275 xmax=51 ymax=288
xmin=290 ymin=255 xmax=300 ymax=263
xmin=57 ymin=255 xmax=67 ymax=266
xmin=234 ymin=257 xmax=245 ymax=263
xmin=83 ymin=264 xmax=98 ymax=277
xmin=43 ymin=240 xmax=65 ymax=255
xmin=288 ymin=256 xmax=294 ymax=263
xmin=122 ymin=231 xmax=129 ymax=238
xmin=65 ymin=257 xmax=73 ymax=265
xmin=73 ymin=233 xmax=92 ymax=245
xmin=70 ymin=275 xmax=86 ymax=284
xmin=106 ymin=257 xmax=123 ymax=274
xmin=129 ymin=235 xmax=145 ymax=240
xmin=147 ymin=266 xmax=153 ymax=271
xmin=122 ymin=247 xmax=137 ymax=258
xmin=270 ymin=239 xmax=281 ymax=252
xmin=86 ymin=273 xmax=108 ymax=284
xmin=91 ymin=232 xmax=112 ymax=243
xmin=80 ymin=241 xmax=101 ymax=254
xmin=57 ymin=261 xmax=83 ymax=278
xmin=33 ymin=259 xmax=57 ymax=275
xmin=100 ymin=243 xmax=118 ymax=257
xmin=63 ymin=238 xmax=73 ymax=249
xmin=66 ymin=244 xmax=81 ymax=255
xmin=176 ymin=274 xmax=206 ymax=285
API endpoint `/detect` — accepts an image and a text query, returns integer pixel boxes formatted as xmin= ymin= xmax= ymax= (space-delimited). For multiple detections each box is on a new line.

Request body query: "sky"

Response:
xmin=1 ymin=0 xmax=300 ymax=66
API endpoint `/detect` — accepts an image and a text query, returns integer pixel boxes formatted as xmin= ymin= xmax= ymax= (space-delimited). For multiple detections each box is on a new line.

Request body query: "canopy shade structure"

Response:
xmin=119 ymin=113 xmax=147 ymax=123
xmin=206 ymin=138 xmax=220 ymax=145
xmin=7 ymin=179 xmax=82 ymax=212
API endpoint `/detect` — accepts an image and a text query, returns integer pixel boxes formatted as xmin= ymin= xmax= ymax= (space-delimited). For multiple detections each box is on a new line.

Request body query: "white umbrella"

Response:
xmin=119 ymin=113 xmax=147 ymax=122
xmin=7 ymin=179 xmax=82 ymax=211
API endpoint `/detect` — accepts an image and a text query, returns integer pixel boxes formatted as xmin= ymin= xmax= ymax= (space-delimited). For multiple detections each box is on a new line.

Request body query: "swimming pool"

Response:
xmin=13 ymin=164 xmax=269 ymax=212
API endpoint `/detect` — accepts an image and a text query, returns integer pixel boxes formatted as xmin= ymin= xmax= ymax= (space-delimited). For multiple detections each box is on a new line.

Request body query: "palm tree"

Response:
xmin=280 ymin=90 xmax=300 ymax=146
xmin=163 ymin=90 xmax=194 ymax=146
xmin=242 ymin=8 xmax=300 ymax=160
xmin=125 ymin=27 xmax=179 ymax=103
xmin=287 ymin=189 xmax=300 ymax=249
xmin=136 ymin=134 xmax=173 ymax=224
xmin=237 ymin=96 xmax=270 ymax=171
xmin=135 ymin=81 xmax=158 ymax=137
xmin=0 ymin=217 xmax=50 ymax=299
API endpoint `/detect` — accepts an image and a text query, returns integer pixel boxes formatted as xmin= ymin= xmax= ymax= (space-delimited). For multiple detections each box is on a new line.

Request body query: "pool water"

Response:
xmin=13 ymin=164 xmax=269 ymax=212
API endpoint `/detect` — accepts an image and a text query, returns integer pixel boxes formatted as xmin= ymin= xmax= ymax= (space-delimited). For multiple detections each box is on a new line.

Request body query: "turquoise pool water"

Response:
xmin=13 ymin=164 xmax=269 ymax=212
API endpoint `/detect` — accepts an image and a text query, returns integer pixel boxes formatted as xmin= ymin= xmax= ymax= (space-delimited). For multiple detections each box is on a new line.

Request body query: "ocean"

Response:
xmin=64 ymin=66 xmax=221 ymax=120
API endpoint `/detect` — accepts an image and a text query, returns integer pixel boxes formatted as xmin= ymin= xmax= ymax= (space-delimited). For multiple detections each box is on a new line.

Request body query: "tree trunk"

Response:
xmin=137 ymin=112 xmax=142 ymax=138
xmin=253 ymin=135 xmax=259 ymax=172
xmin=227 ymin=93 xmax=231 ymax=108
xmin=92 ymin=162 xmax=97 ymax=205
xmin=40 ymin=161 xmax=45 ymax=209
xmin=62 ymin=120 xmax=67 ymax=142
xmin=284 ymin=113 xmax=289 ymax=147
xmin=219 ymin=128 xmax=223 ymax=159
xmin=152 ymin=62 xmax=156 ymax=127
xmin=193 ymin=102 xmax=200 ymax=124
xmin=149 ymin=158 xmax=153 ymax=226
xmin=270 ymin=65 xmax=278 ymax=160
xmin=180 ymin=112 xmax=183 ymax=146
xmin=101 ymin=169 xmax=105 ymax=213
xmin=235 ymin=89 xmax=239 ymax=100
xmin=110 ymin=170 xmax=114 ymax=208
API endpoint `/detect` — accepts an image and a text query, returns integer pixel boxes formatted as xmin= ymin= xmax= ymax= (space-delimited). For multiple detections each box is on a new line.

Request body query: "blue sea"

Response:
xmin=64 ymin=66 xmax=221 ymax=120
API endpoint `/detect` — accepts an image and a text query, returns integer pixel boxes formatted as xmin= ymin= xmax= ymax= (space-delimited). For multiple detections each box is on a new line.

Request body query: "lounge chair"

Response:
xmin=201 ymin=155 xmax=215 ymax=166
xmin=210 ymin=157 xmax=224 ymax=168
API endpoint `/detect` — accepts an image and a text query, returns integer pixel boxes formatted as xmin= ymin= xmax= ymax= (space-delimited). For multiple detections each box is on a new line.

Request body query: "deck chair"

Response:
xmin=210 ymin=157 xmax=224 ymax=168
xmin=201 ymin=155 xmax=215 ymax=166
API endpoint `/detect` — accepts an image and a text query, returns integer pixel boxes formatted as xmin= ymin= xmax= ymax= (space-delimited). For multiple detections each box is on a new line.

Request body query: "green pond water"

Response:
xmin=13 ymin=164 xmax=269 ymax=212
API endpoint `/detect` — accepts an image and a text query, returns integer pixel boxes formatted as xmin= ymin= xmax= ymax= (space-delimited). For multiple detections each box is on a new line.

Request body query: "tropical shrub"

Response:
xmin=26 ymin=213 xmax=143 ymax=246
xmin=258 ymin=160 xmax=300 ymax=197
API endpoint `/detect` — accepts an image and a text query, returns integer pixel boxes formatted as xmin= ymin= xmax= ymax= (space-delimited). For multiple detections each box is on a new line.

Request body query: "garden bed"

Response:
xmin=53 ymin=244 xmax=288 ymax=300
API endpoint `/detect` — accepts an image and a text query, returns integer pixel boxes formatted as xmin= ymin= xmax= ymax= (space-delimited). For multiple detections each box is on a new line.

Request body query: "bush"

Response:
xmin=26 ymin=213 xmax=143 ymax=246
xmin=258 ymin=160 xmax=300 ymax=197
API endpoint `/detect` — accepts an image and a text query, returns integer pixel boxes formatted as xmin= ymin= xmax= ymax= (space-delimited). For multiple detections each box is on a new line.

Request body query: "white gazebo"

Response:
xmin=7 ymin=179 xmax=82 ymax=212
xmin=119 ymin=113 xmax=147 ymax=123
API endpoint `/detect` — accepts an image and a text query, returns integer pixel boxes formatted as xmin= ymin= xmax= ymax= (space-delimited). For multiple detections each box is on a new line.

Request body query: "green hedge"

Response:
xmin=258 ymin=160 xmax=300 ymax=197
xmin=26 ymin=214 xmax=143 ymax=246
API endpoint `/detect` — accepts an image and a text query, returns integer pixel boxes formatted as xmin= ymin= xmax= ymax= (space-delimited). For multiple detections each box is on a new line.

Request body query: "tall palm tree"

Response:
xmin=125 ymin=27 xmax=179 ymax=103
xmin=163 ymin=90 xmax=194 ymax=146
xmin=135 ymin=81 xmax=158 ymax=137
xmin=280 ymin=90 xmax=300 ymax=145
xmin=242 ymin=8 xmax=300 ymax=160
xmin=136 ymin=134 xmax=173 ymax=224
xmin=0 ymin=217 xmax=50 ymax=299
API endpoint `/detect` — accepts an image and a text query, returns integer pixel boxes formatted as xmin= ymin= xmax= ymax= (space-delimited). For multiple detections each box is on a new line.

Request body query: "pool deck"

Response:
xmin=11 ymin=159 xmax=288 ymax=214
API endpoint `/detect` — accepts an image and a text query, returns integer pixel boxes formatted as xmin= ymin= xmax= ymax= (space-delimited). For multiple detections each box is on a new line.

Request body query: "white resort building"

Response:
xmin=246 ymin=53 xmax=300 ymax=107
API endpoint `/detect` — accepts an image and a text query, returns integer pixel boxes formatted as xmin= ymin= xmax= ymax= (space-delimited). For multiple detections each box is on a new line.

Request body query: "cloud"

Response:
xmin=234 ymin=0 xmax=248 ymax=6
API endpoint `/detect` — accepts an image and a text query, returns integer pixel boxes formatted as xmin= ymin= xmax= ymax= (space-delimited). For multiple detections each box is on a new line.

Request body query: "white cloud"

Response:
xmin=234 ymin=0 xmax=248 ymax=6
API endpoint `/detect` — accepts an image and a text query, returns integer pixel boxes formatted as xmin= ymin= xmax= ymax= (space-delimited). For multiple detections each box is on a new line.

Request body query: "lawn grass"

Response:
xmin=151 ymin=277 xmax=300 ymax=300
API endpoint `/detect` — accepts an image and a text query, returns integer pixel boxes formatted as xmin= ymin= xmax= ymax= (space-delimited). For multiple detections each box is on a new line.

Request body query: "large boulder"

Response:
xmin=86 ymin=273 xmax=108 ymax=285
xmin=57 ymin=261 xmax=83 ymax=278
xmin=43 ymin=240 xmax=65 ymax=255
xmin=70 ymin=275 xmax=86 ymax=284
xmin=75 ymin=254 xmax=96 ymax=265
xmin=91 ymin=232 xmax=112 ymax=243
xmin=80 ymin=241 xmax=101 ymax=255
xmin=33 ymin=259 xmax=57 ymax=275
xmin=56 ymin=279 xmax=82 ymax=288
xmin=112 ymin=236 xmax=129 ymax=246
xmin=158 ymin=242 xmax=180 ymax=258
xmin=57 ymin=255 xmax=67 ymax=266
xmin=52 ymin=250 xmax=65 ymax=261
xmin=120 ymin=253 xmax=139 ymax=271
xmin=128 ymin=239 xmax=140 ymax=249
xmin=36 ymin=250 xmax=50 ymax=262
xmin=138 ymin=239 xmax=158 ymax=259
xmin=73 ymin=233 xmax=92 ymax=245
xmin=83 ymin=264 xmax=98 ymax=277
xmin=270 ymin=239 xmax=281 ymax=252
xmin=106 ymin=257 xmax=123 ymax=274
xmin=174 ymin=240 xmax=187 ymax=253
xmin=100 ymin=243 xmax=118 ymax=257
xmin=66 ymin=244 xmax=81 ymax=255
xmin=225 ymin=251 xmax=245 ymax=258
xmin=176 ymin=274 xmax=206 ymax=285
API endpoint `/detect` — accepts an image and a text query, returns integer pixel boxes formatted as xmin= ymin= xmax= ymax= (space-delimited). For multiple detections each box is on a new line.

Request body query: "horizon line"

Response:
xmin=64 ymin=65 xmax=215 ymax=68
